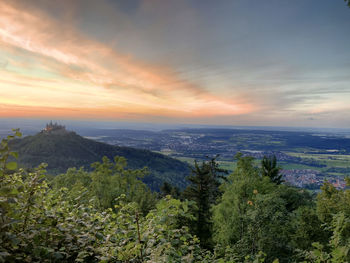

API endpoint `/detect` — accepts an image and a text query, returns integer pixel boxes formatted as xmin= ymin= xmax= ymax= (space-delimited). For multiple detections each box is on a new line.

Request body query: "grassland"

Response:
xmin=175 ymin=157 xmax=265 ymax=173
xmin=278 ymin=161 xmax=321 ymax=171
xmin=285 ymin=152 xmax=350 ymax=168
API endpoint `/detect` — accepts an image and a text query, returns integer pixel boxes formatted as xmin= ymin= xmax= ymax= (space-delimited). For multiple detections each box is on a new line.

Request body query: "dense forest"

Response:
xmin=1 ymin=130 xmax=350 ymax=262
xmin=9 ymin=130 xmax=190 ymax=191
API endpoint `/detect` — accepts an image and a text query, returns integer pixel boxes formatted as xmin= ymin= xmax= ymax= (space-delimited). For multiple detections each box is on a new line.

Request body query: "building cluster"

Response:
xmin=282 ymin=169 xmax=346 ymax=189
xmin=41 ymin=121 xmax=67 ymax=134
xmin=90 ymin=130 xmax=348 ymax=190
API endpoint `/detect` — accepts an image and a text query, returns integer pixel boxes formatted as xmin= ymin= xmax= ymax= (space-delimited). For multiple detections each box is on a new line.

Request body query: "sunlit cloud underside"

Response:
xmin=0 ymin=0 xmax=349 ymax=127
xmin=0 ymin=1 xmax=253 ymax=119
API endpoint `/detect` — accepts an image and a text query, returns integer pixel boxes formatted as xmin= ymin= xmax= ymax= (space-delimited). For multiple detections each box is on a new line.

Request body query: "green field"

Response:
xmin=174 ymin=156 xmax=236 ymax=171
xmin=279 ymin=161 xmax=322 ymax=171
xmin=175 ymin=157 xmax=265 ymax=173
xmin=285 ymin=152 xmax=350 ymax=168
xmin=164 ymin=147 xmax=350 ymax=181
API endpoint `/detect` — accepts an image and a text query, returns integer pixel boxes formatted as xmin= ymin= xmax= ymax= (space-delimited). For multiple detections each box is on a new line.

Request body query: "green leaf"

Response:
xmin=0 ymin=146 xmax=8 ymax=154
xmin=96 ymin=232 xmax=104 ymax=240
xmin=6 ymin=162 xmax=17 ymax=170
xmin=10 ymin=188 xmax=19 ymax=195
xmin=10 ymin=152 xmax=19 ymax=159
xmin=15 ymin=131 xmax=22 ymax=137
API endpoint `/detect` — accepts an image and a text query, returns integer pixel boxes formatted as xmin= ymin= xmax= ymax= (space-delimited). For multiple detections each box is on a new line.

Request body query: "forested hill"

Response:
xmin=10 ymin=130 xmax=190 ymax=190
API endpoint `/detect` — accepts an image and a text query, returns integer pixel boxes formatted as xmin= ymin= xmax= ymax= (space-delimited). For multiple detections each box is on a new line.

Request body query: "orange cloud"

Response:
xmin=0 ymin=1 xmax=256 ymax=119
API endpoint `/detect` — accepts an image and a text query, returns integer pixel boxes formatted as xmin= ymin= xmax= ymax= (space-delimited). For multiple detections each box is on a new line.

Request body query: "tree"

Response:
xmin=53 ymin=156 xmax=157 ymax=214
xmin=183 ymin=156 xmax=227 ymax=249
xmin=316 ymin=180 xmax=350 ymax=224
xmin=213 ymin=153 xmax=309 ymax=262
xmin=290 ymin=206 xmax=329 ymax=251
xmin=0 ymin=131 xmax=207 ymax=262
xmin=299 ymin=178 xmax=350 ymax=262
xmin=160 ymin=181 xmax=181 ymax=199
xmin=261 ymin=155 xmax=283 ymax=184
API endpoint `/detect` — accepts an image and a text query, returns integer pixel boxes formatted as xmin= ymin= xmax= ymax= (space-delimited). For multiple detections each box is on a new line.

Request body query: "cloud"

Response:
xmin=0 ymin=0 xmax=255 ymax=119
xmin=0 ymin=0 xmax=349 ymax=128
xmin=0 ymin=58 xmax=8 ymax=69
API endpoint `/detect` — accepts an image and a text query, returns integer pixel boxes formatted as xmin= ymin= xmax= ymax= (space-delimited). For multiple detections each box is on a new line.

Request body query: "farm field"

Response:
xmin=4 ymin=125 xmax=349 ymax=189
xmin=285 ymin=152 xmax=350 ymax=168
xmin=89 ymin=128 xmax=350 ymax=189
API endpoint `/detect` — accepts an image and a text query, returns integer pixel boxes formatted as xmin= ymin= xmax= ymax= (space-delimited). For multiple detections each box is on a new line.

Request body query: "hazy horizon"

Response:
xmin=1 ymin=1 xmax=350 ymax=128
xmin=1 ymin=118 xmax=350 ymax=135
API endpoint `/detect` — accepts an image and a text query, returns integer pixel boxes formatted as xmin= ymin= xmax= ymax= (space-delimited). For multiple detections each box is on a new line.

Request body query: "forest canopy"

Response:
xmin=1 ymin=130 xmax=350 ymax=262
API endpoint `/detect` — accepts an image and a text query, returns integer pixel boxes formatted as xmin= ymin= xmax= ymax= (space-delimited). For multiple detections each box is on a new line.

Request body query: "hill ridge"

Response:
xmin=10 ymin=130 xmax=190 ymax=191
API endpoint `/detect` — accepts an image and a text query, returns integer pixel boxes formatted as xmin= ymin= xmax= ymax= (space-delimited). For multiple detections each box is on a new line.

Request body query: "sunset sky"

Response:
xmin=0 ymin=0 xmax=349 ymax=128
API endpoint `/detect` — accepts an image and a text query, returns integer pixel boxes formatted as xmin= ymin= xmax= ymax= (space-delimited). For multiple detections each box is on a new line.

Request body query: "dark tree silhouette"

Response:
xmin=183 ymin=156 xmax=228 ymax=249
xmin=261 ymin=155 xmax=283 ymax=185
xmin=160 ymin=181 xmax=181 ymax=199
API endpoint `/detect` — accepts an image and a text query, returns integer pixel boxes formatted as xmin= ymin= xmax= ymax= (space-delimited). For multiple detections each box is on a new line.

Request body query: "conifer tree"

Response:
xmin=183 ymin=156 xmax=227 ymax=249
xmin=160 ymin=181 xmax=181 ymax=199
xmin=261 ymin=155 xmax=283 ymax=184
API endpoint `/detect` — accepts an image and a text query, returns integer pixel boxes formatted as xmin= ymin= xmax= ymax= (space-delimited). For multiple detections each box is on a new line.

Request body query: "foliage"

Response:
xmin=0 ymin=170 xmax=194 ymax=262
xmin=10 ymin=131 xmax=190 ymax=191
xmin=261 ymin=155 xmax=283 ymax=184
xmin=300 ymin=178 xmax=350 ymax=262
xmin=300 ymin=212 xmax=350 ymax=262
xmin=0 ymin=139 xmax=202 ymax=262
xmin=2 ymin=129 xmax=350 ymax=262
xmin=53 ymin=156 xmax=156 ymax=214
xmin=0 ymin=128 xmax=21 ymax=175
xmin=183 ymin=156 xmax=228 ymax=249
xmin=290 ymin=206 xmax=329 ymax=251
xmin=0 ymin=131 xmax=205 ymax=262
xmin=316 ymin=181 xmax=350 ymax=224
xmin=160 ymin=181 xmax=182 ymax=199
xmin=213 ymin=153 xmax=310 ymax=262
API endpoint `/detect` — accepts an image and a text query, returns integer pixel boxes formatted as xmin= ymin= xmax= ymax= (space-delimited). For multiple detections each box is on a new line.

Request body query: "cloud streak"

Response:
xmin=0 ymin=0 xmax=254 ymax=119
xmin=0 ymin=0 xmax=349 ymax=128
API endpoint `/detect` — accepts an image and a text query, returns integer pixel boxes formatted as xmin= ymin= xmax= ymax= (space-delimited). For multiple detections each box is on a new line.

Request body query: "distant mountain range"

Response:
xmin=10 ymin=128 xmax=190 ymax=191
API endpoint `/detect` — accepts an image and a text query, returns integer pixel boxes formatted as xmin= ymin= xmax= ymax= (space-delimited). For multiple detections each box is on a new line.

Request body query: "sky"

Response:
xmin=0 ymin=0 xmax=349 ymax=128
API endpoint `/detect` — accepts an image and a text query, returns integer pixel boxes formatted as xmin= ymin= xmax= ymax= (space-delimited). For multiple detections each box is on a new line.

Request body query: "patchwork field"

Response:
xmin=85 ymin=128 xmax=350 ymax=189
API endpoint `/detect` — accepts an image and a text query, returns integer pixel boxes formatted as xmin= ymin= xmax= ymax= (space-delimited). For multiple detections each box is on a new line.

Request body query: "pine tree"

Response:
xmin=261 ymin=155 xmax=283 ymax=184
xmin=183 ymin=156 xmax=227 ymax=249
xmin=160 ymin=181 xmax=181 ymax=199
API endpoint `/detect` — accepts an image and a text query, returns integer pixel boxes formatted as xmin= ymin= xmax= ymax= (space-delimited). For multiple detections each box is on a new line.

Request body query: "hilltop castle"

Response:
xmin=41 ymin=121 xmax=67 ymax=134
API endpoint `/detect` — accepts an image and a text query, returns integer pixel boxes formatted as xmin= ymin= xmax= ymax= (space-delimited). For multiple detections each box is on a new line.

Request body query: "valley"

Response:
xmin=2 ymin=124 xmax=350 ymax=190
xmin=79 ymin=128 xmax=350 ymax=189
